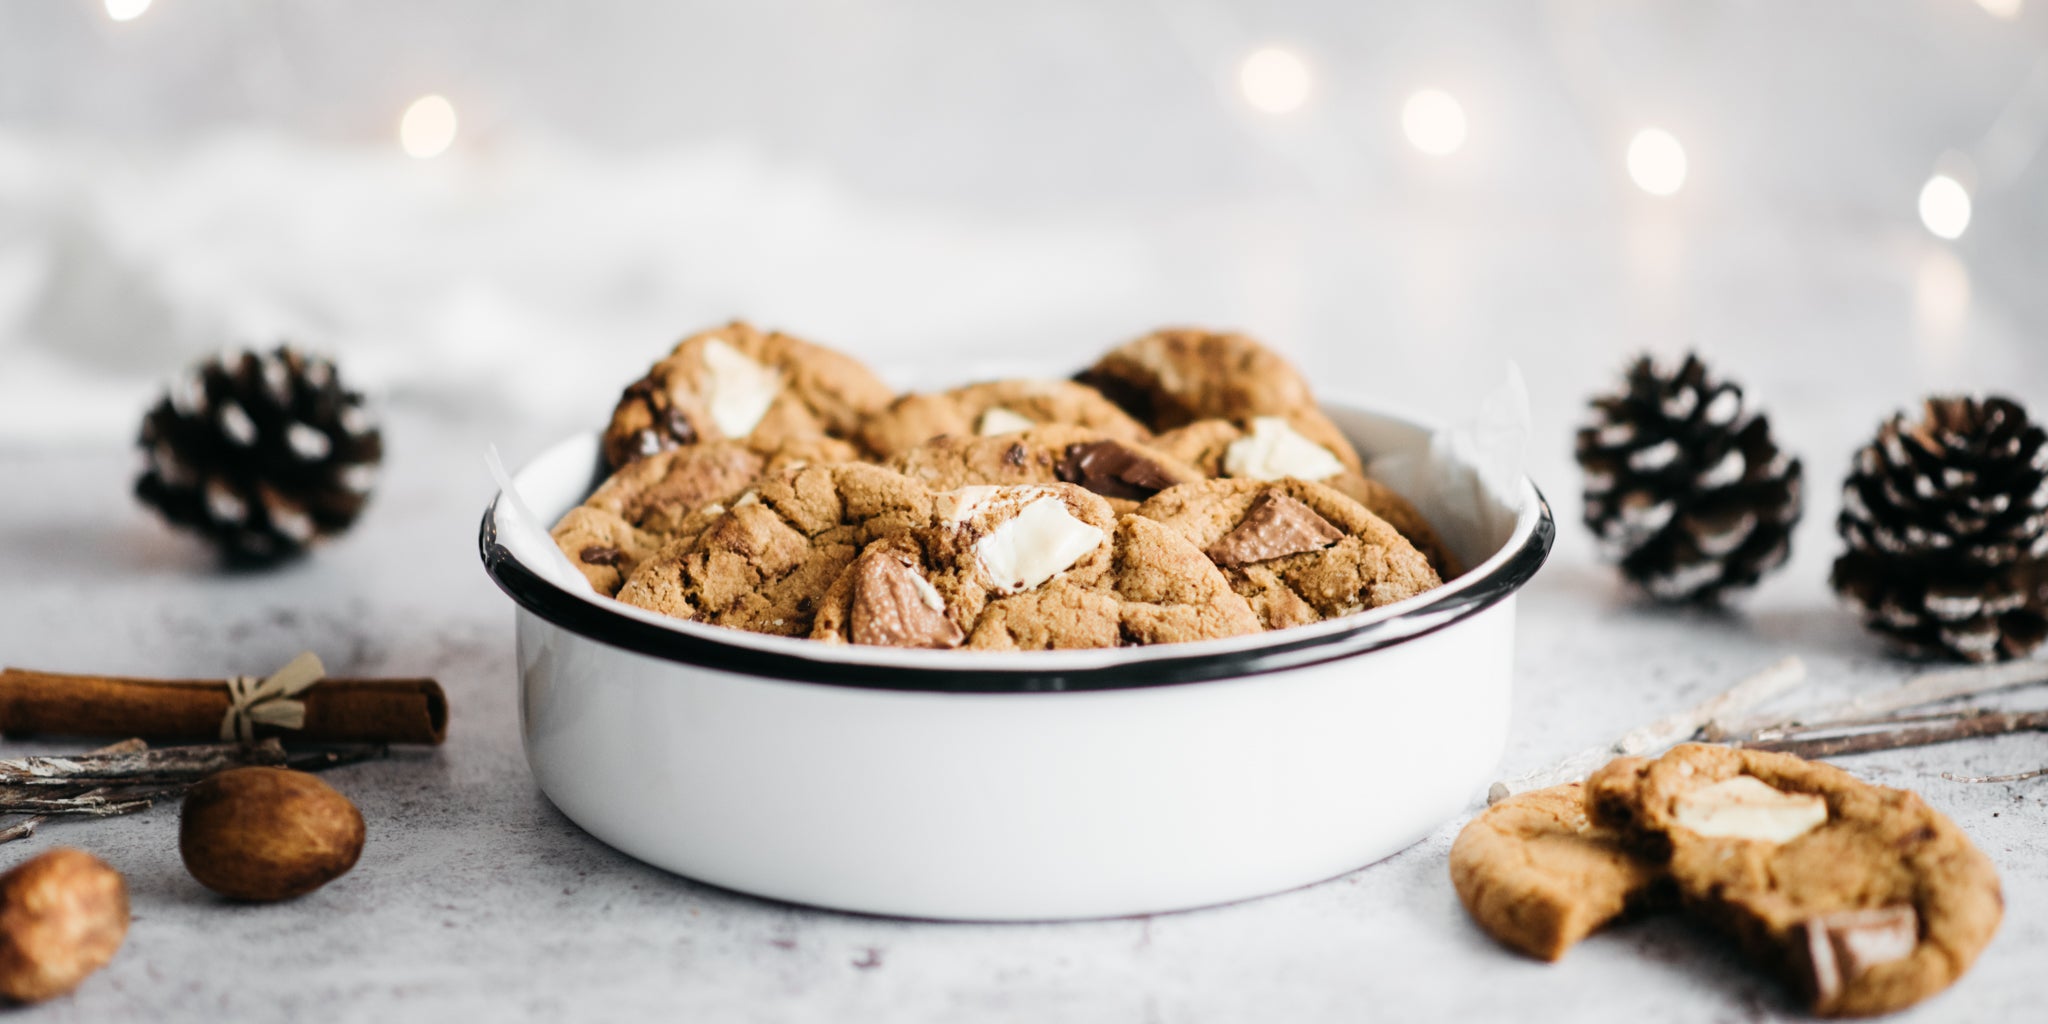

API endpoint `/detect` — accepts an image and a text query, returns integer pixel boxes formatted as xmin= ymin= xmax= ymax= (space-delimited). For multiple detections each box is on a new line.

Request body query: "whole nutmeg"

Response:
xmin=179 ymin=767 xmax=365 ymax=902
xmin=0 ymin=848 xmax=129 ymax=1004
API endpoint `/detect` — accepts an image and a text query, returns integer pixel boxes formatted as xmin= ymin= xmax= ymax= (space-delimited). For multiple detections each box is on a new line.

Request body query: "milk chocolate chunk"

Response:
xmin=1055 ymin=440 xmax=1183 ymax=501
xmin=579 ymin=545 xmax=625 ymax=566
xmin=1794 ymin=906 xmax=1919 ymax=1006
xmin=849 ymin=550 xmax=964 ymax=649
xmin=1204 ymin=492 xmax=1344 ymax=566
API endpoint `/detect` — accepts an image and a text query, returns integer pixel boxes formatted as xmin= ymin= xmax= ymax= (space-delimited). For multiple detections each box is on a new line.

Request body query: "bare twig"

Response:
xmin=1734 ymin=709 xmax=2048 ymax=759
xmin=1489 ymin=657 xmax=1809 ymax=803
xmin=0 ymin=739 xmax=149 ymax=845
xmin=1942 ymin=766 xmax=2048 ymax=784
xmin=0 ymin=739 xmax=286 ymax=785
xmin=1707 ymin=659 xmax=2048 ymax=742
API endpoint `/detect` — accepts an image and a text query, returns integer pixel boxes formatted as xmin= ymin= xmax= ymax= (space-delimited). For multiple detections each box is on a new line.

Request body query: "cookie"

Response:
xmin=1450 ymin=783 xmax=1672 ymax=961
xmin=614 ymin=462 xmax=932 ymax=636
xmin=1075 ymin=327 xmax=1324 ymax=431
xmin=548 ymin=506 xmax=662 ymax=596
xmin=1586 ymin=744 xmax=2003 ymax=1017
xmin=857 ymin=379 xmax=1149 ymax=459
xmin=552 ymin=437 xmax=860 ymax=594
xmin=1133 ymin=479 xmax=1442 ymax=629
xmin=808 ymin=486 xmax=1260 ymax=650
xmin=884 ymin=426 xmax=1206 ymax=513
xmin=602 ymin=321 xmax=894 ymax=468
xmin=1153 ymin=416 xmax=1460 ymax=577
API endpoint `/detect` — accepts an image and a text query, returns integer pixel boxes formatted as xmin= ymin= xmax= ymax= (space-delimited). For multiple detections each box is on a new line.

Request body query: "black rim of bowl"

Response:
xmin=478 ymin=486 xmax=1554 ymax=694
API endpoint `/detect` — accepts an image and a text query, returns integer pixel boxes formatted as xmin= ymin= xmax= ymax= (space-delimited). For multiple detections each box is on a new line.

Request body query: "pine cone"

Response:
xmin=1832 ymin=396 xmax=2048 ymax=662
xmin=1576 ymin=354 xmax=1803 ymax=601
xmin=136 ymin=347 xmax=382 ymax=563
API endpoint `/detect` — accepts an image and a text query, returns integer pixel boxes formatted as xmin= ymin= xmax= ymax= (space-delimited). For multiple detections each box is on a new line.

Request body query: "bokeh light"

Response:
xmin=1918 ymin=174 xmax=1972 ymax=240
xmin=1239 ymin=48 xmax=1312 ymax=115
xmin=1402 ymin=89 xmax=1467 ymax=156
xmin=104 ymin=0 xmax=152 ymax=22
xmin=400 ymin=95 xmax=460 ymax=159
xmin=1626 ymin=128 xmax=1687 ymax=197
xmin=1977 ymin=0 xmax=2024 ymax=20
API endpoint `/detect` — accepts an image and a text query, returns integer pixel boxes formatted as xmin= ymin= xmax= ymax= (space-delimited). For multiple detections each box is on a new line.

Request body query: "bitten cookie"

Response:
xmin=1134 ymin=478 xmax=1442 ymax=629
xmin=1152 ymin=416 xmax=1460 ymax=577
xmin=885 ymin=426 xmax=1206 ymax=513
xmin=1586 ymin=744 xmax=2003 ymax=1018
xmin=1076 ymin=328 xmax=1328 ymax=431
xmin=602 ymin=321 xmax=894 ymax=468
xmin=856 ymin=379 xmax=1150 ymax=459
xmin=614 ymin=462 xmax=932 ymax=636
xmin=1450 ymin=783 xmax=1671 ymax=961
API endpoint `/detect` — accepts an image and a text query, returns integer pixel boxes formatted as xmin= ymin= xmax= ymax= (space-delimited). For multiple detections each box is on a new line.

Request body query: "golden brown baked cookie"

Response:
xmin=857 ymin=379 xmax=1149 ymax=459
xmin=1133 ymin=478 xmax=1442 ymax=629
xmin=549 ymin=506 xmax=662 ymax=596
xmin=552 ymin=437 xmax=859 ymax=594
xmin=808 ymin=486 xmax=1260 ymax=650
xmin=1076 ymin=328 xmax=1328 ymax=431
xmin=1586 ymin=745 xmax=2003 ymax=1018
xmin=1153 ymin=416 xmax=1460 ymax=577
xmin=885 ymin=426 xmax=1206 ymax=513
xmin=602 ymin=321 xmax=894 ymax=468
xmin=1450 ymin=783 xmax=1671 ymax=961
xmin=614 ymin=462 xmax=932 ymax=636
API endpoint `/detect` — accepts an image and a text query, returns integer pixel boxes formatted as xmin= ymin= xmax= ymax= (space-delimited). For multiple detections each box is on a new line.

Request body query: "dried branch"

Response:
xmin=1488 ymin=657 xmax=1808 ymax=804
xmin=0 ymin=739 xmax=150 ymax=844
xmin=1705 ymin=659 xmax=2048 ymax=742
xmin=0 ymin=739 xmax=286 ymax=785
xmin=1942 ymin=766 xmax=2048 ymax=784
xmin=1734 ymin=709 xmax=2048 ymax=759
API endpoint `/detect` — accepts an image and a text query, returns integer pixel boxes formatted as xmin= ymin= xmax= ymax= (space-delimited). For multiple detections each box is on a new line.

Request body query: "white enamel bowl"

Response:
xmin=481 ymin=403 xmax=1552 ymax=921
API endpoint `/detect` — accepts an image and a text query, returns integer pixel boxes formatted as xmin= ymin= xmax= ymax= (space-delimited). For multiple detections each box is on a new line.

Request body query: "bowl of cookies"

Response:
xmin=482 ymin=323 xmax=1552 ymax=920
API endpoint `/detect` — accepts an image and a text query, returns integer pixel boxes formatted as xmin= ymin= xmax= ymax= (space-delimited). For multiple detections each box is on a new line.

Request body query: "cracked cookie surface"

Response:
xmin=857 ymin=378 xmax=1149 ymax=459
xmin=1133 ymin=478 xmax=1442 ymax=629
xmin=885 ymin=426 xmax=1205 ymax=513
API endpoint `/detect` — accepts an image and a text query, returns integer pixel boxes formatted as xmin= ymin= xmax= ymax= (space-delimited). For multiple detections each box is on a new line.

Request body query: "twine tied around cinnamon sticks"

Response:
xmin=214 ymin=651 xmax=326 ymax=742
xmin=0 ymin=656 xmax=447 ymax=746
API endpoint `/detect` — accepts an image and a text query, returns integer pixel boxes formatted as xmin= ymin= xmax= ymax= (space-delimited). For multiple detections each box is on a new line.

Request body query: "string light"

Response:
xmin=1626 ymin=128 xmax=1687 ymax=197
xmin=399 ymin=95 xmax=459 ymax=159
xmin=104 ymin=0 xmax=151 ymax=22
xmin=1918 ymin=174 xmax=1972 ymax=240
xmin=1402 ymin=89 xmax=1467 ymax=156
xmin=1977 ymin=0 xmax=2024 ymax=19
xmin=1239 ymin=48 xmax=1312 ymax=115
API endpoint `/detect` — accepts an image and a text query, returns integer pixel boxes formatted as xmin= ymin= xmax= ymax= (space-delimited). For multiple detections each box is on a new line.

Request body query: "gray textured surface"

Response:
xmin=3 ymin=1 xmax=2048 ymax=1020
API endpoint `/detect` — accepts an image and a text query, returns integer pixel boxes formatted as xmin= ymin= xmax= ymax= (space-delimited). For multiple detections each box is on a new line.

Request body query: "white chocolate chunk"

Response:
xmin=974 ymin=496 xmax=1104 ymax=593
xmin=940 ymin=485 xmax=1006 ymax=524
xmin=701 ymin=338 xmax=783 ymax=437
xmin=1223 ymin=417 xmax=1345 ymax=481
xmin=976 ymin=406 xmax=1036 ymax=436
xmin=907 ymin=568 xmax=946 ymax=611
xmin=1672 ymin=776 xmax=1827 ymax=843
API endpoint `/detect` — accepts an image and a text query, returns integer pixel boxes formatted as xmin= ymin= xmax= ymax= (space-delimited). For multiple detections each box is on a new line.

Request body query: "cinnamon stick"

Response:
xmin=0 ymin=668 xmax=447 ymax=745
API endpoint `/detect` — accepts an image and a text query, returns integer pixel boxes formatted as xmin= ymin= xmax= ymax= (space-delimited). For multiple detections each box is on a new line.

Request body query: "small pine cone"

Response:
xmin=1576 ymin=354 xmax=1803 ymax=602
xmin=1832 ymin=396 xmax=2048 ymax=662
xmin=136 ymin=347 xmax=382 ymax=563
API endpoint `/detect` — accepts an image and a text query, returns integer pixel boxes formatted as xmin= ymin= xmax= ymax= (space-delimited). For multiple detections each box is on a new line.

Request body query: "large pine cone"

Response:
xmin=136 ymin=347 xmax=383 ymax=563
xmin=1576 ymin=354 xmax=1803 ymax=601
xmin=1832 ymin=396 xmax=2048 ymax=662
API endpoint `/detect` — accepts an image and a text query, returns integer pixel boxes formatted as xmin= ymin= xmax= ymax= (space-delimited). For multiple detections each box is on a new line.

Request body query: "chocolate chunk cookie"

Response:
xmin=1075 ymin=327 xmax=1326 ymax=431
xmin=885 ymin=425 xmax=1205 ymax=513
xmin=856 ymin=379 xmax=1149 ymax=459
xmin=602 ymin=321 xmax=894 ymax=468
xmin=1586 ymin=744 xmax=2003 ymax=1017
xmin=1133 ymin=478 xmax=1442 ymax=629
xmin=549 ymin=506 xmax=662 ymax=596
xmin=1153 ymin=416 xmax=1460 ymax=577
xmin=1450 ymin=783 xmax=1672 ymax=961
xmin=614 ymin=462 xmax=932 ymax=636
xmin=809 ymin=485 xmax=1260 ymax=649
